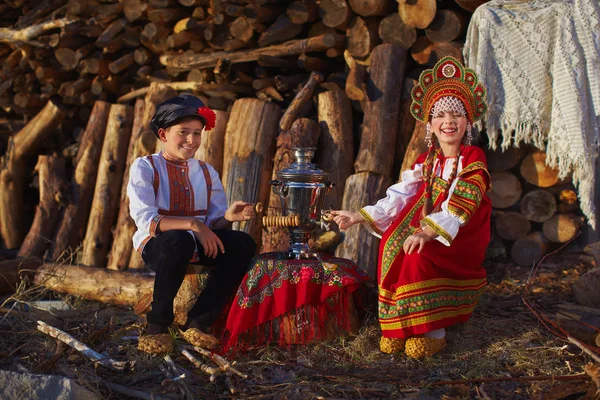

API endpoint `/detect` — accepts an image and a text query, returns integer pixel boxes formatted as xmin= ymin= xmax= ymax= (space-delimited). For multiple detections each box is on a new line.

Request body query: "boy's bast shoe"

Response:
xmin=179 ymin=327 xmax=220 ymax=349
xmin=404 ymin=337 xmax=447 ymax=359
xmin=380 ymin=337 xmax=406 ymax=354
xmin=138 ymin=324 xmax=173 ymax=354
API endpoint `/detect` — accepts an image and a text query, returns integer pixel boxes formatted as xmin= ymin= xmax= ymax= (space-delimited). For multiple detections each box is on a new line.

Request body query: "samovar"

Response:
xmin=267 ymin=147 xmax=334 ymax=259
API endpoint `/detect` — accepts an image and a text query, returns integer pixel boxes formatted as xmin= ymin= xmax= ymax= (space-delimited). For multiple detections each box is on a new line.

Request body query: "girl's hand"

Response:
xmin=225 ymin=200 xmax=255 ymax=222
xmin=328 ymin=210 xmax=365 ymax=230
xmin=192 ymin=221 xmax=225 ymax=258
xmin=403 ymin=228 xmax=437 ymax=255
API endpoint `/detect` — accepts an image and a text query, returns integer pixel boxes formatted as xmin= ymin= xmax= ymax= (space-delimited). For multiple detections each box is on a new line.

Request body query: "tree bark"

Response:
xmin=520 ymin=151 xmax=560 ymax=188
xmin=82 ymin=104 xmax=133 ymax=268
xmin=393 ymin=78 xmax=417 ymax=180
xmin=354 ymin=44 xmax=407 ymax=177
xmin=194 ymin=110 xmax=229 ymax=176
xmin=222 ymin=98 xmax=280 ymax=245
xmin=49 ymin=101 xmax=111 ymax=262
xmin=495 ymin=211 xmax=531 ymax=241
xmin=335 ymin=171 xmax=392 ymax=279
xmin=400 ymin=121 xmax=428 ymax=176
xmin=160 ymin=34 xmax=341 ymax=70
xmin=261 ymin=118 xmax=321 ymax=253
xmin=279 ymin=71 xmax=323 ymax=131
xmin=34 ymin=263 xmax=154 ymax=306
xmin=488 ymin=171 xmax=522 ymax=209
xmin=510 ymin=231 xmax=549 ymax=267
xmin=18 ymin=156 xmax=66 ymax=258
xmin=316 ymin=89 xmax=354 ymax=209
xmin=0 ymin=98 xmax=67 ymax=249
xmin=520 ymin=189 xmax=557 ymax=223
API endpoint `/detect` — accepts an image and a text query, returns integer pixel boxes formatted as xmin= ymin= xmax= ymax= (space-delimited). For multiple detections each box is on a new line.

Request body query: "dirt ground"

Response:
xmin=1 ymin=249 xmax=599 ymax=400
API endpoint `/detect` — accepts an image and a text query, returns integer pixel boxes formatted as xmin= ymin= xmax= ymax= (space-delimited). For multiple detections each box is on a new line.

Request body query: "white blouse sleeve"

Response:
xmin=127 ymin=157 xmax=163 ymax=237
xmin=420 ymin=178 xmax=463 ymax=246
xmin=205 ymin=164 xmax=229 ymax=228
xmin=358 ymin=164 xmax=424 ymax=238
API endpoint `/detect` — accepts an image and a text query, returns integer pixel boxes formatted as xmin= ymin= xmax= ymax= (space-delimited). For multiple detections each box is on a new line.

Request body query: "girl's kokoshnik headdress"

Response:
xmin=410 ymin=56 xmax=487 ymax=124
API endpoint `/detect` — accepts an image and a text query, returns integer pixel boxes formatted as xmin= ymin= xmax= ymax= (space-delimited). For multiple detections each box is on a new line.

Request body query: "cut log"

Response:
xmin=572 ymin=268 xmax=600 ymax=309
xmin=520 ymin=189 xmax=557 ymax=223
xmin=316 ymin=89 xmax=354 ymax=209
xmin=348 ymin=0 xmax=391 ymax=16
xmin=222 ymin=98 xmax=280 ymax=245
xmin=393 ymin=78 xmax=417 ymax=179
xmin=495 ymin=211 xmax=531 ymax=241
xmin=261 ymin=118 xmax=321 ymax=254
xmin=488 ymin=171 xmax=522 ymax=209
xmin=319 ymin=0 xmax=354 ymax=29
xmin=410 ymin=35 xmax=433 ymax=65
xmin=400 ymin=121 xmax=428 ymax=176
xmin=354 ymin=44 xmax=407 ymax=177
xmin=431 ymin=41 xmax=463 ymax=64
xmin=555 ymin=303 xmax=600 ymax=346
xmin=510 ymin=231 xmax=549 ymax=267
xmin=160 ymin=34 xmax=342 ymax=70
xmin=542 ymin=213 xmax=582 ymax=243
xmin=0 ymin=98 xmax=67 ymax=249
xmin=18 ymin=156 xmax=66 ymax=258
xmin=230 ymin=17 xmax=254 ymax=43
xmin=485 ymin=146 xmax=521 ymax=172
xmin=123 ymin=0 xmax=148 ymax=21
xmin=82 ymin=104 xmax=133 ymax=268
xmin=279 ymin=71 xmax=324 ymax=131
xmin=455 ymin=0 xmax=489 ymax=12
xmin=346 ymin=16 xmax=380 ymax=58
xmin=108 ymin=83 xmax=176 ymax=271
xmin=34 ymin=263 xmax=154 ymax=306
xmin=49 ymin=101 xmax=111 ymax=263
xmin=194 ymin=110 xmax=229 ymax=176
xmin=378 ymin=13 xmax=416 ymax=50
xmin=0 ymin=257 xmax=42 ymax=296
xmin=343 ymin=50 xmax=366 ymax=101
xmin=558 ymin=189 xmax=579 ymax=213
xmin=397 ymin=0 xmax=436 ymax=29
xmin=258 ymin=15 xmax=302 ymax=47
xmin=335 ymin=172 xmax=393 ymax=279
xmin=297 ymin=53 xmax=329 ymax=71
xmin=424 ymin=9 xmax=468 ymax=43
xmin=520 ymin=151 xmax=560 ymax=188
xmin=287 ymin=0 xmax=318 ymax=24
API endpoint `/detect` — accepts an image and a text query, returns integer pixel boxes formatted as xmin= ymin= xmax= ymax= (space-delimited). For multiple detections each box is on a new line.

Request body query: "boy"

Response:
xmin=128 ymin=94 xmax=256 ymax=354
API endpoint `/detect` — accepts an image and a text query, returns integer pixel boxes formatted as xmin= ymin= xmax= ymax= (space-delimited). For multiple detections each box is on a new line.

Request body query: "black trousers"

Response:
xmin=142 ymin=229 xmax=256 ymax=327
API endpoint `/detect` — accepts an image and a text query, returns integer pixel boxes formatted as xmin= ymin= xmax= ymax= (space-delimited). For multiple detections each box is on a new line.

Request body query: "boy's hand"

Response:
xmin=328 ymin=210 xmax=365 ymax=230
xmin=192 ymin=221 xmax=225 ymax=258
xmin=224 ymin=201 xmax=256 ymax=222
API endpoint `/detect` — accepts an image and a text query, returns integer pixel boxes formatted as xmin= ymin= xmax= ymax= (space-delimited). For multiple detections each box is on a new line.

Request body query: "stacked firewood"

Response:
xmin=485 ymin=147 xmax=585 ymax=266
xmin=1 ymin=0 xmax=587 ymax=285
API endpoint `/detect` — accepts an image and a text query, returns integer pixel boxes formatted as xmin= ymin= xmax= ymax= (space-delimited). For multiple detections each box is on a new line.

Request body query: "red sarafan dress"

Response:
xmin=358 ymin=145 xmax=492 ymax=339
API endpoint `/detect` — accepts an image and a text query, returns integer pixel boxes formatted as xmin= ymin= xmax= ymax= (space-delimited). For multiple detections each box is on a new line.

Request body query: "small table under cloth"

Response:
xmin=223 ymin=252 xmax=370 ymax=350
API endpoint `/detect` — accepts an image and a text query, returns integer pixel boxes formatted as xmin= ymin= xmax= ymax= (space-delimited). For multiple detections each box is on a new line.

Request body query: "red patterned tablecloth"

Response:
xmin=223 ymin=252 xmax=369 ymax=350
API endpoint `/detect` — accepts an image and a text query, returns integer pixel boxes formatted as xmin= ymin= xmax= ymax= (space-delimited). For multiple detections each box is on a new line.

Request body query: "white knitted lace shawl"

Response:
xmin=464 ymin=0 xmax=600 ymax=228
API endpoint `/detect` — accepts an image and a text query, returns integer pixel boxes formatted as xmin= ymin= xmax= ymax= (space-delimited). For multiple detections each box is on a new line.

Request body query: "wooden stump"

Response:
xmin=316 ymin=89 xmax=354 ymax=209
xmin=520 ymin=151 xmax=560 ymax=188
xmin=335 ymin=172 xmax=393 ymax=279
xmin=542 ymin=214 xmax=582 ymax=243
xmin=400 ymin=121 xmax=428 ymax=176
xmin=49 ymin=101 xmax=111 ymax=262
xmin=488 ymin=172 xmax=522 ymax=209
xmin=261 ymin=118 xmax=321 ymax=254
xmin=0 ymin=257 xmax=42 ymax=296
xmin=354 ymin=44 xmax=407 ymax=177
xmin=82 ymin=104 xmax=133 ymax=268
xmin=510 ymin=231 xmax=549 ymax=267
xmin=18 ymin=156 xmax=66 ymax=258
xmin=222 ymin=98 xmax=280 ymax=246
xmin=520 ymin=190 xmax=556 ymax=223
xmin=495 ymin=212 xmax=531 ymax=241
xmin=173 ymin=265 xmax=209 ymax=326
xmin=0 ymin=98 xmax=67 ymax=249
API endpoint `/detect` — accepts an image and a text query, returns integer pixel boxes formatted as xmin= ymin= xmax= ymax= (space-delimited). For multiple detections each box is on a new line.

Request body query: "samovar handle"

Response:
xmin=325 ymin=181 xmax=335 ymax=193
xmin=270 ymin=180 xmax=288 ymax=196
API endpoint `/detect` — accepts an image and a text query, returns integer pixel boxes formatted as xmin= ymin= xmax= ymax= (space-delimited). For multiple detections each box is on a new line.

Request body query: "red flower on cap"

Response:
xmin=197 ymin=106 xmax=216 ymax=131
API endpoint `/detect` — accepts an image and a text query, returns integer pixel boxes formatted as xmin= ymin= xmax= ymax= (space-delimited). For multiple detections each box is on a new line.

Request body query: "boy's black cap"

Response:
xmin=151 ymin=94 xmax=216 ymax=136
